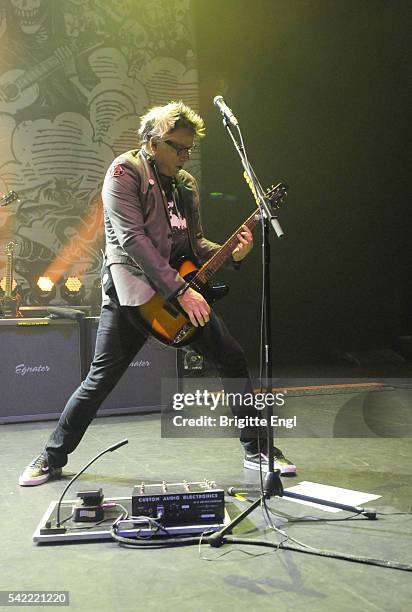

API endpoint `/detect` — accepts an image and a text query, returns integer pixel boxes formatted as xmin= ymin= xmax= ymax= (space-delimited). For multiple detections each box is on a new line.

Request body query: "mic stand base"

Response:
xmin=209 ymin=472 xmax=378 ymax=548
xmin=207 ymin=470 xmax=283 ymax=548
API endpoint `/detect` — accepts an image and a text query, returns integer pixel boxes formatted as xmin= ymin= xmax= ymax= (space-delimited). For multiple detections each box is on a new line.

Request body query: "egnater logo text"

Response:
xmin=15 ymin=364 xmax=51 ymax=376
xmin=129 ymin=360 xmax=150 ymax=368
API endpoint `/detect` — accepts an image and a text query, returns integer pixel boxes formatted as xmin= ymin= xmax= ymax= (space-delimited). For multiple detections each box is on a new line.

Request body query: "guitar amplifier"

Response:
xmin=0 ymin=317 xmax=182 ymax=423
xmin=0 ymin=318 xmax=81 ymax=423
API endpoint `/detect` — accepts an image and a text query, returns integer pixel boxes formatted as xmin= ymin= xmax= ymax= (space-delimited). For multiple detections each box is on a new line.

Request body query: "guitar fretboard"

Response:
xmin=192 ymin=208 xmax=261 ymax=286
xmin=187 ymin=181 xmax=287 ymax=290
xmin=5 ymin=252 xmax=13 ymax=298
xmin=14 ymin=55 xmax=61 ymax=91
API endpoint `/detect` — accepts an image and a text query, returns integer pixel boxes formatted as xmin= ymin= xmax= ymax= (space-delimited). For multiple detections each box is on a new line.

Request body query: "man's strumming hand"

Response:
xmin=177 ymin=287 xmax=210 ymax=327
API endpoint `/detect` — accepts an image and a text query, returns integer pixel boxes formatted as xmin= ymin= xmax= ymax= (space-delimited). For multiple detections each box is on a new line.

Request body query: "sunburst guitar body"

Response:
xmin=137 ymin=182 xmax=288 ymax=347
xmin=137 ymin=259 xmax=228 ymax=347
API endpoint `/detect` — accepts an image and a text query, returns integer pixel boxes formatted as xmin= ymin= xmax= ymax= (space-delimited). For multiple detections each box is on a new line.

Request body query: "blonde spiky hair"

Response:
xmin=138 ymin=100 xmax=205 ymax=144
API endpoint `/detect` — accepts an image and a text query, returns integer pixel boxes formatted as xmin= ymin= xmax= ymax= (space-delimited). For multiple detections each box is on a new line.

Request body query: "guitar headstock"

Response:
xmin=264 ymin=182 xmax=288 ymax=210
xmin=243 ymin=172 xmax=288 ymax=210
xmin=0 ymin=190 xmax=19 ymax=207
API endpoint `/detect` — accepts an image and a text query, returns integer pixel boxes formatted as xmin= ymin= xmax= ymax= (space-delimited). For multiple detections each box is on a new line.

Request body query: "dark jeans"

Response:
xmin=45 ymin=301 xmax=265 ymax=467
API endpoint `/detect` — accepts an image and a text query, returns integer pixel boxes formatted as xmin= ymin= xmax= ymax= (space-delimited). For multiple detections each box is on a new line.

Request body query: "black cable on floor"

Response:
xmin=223 ymin=537 xmax=412 ymax=572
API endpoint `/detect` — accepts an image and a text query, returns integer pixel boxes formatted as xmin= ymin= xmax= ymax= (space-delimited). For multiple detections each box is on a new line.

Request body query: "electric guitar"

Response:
xmin=0 ymin=242 xmax=22 ymax=318
xmin=137 ymin=182 xmax=288 ymax=346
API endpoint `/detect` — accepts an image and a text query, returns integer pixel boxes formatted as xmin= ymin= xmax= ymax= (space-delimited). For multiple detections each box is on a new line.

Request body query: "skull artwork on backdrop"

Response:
xmin=10 ymin=0 xmax=47 ymax=36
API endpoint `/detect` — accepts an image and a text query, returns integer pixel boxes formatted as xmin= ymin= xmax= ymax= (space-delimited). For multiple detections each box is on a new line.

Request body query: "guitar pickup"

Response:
xmin=164 ymin=301 xmax=181 ymax=318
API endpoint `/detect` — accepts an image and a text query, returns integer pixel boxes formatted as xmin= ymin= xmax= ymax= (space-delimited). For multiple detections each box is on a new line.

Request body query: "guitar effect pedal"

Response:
xmin=131 ymin=480 xmax=225 ymax=527
xmin=72 ymin=489 xmax=105 ymax=523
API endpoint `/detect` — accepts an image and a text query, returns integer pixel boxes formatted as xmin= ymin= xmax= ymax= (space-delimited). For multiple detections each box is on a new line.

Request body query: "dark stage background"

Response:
xmin=193 ymin=0 xmax=410 ymax=365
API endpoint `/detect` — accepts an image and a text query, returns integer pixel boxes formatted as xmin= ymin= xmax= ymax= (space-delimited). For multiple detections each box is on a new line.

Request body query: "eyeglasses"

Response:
xmin=162 ymin=139 xmax=197 ymax=156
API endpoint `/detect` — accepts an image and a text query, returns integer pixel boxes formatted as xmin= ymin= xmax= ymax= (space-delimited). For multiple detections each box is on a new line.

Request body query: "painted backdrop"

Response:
xmin=0 ymin=0 xmax=199 ymax=301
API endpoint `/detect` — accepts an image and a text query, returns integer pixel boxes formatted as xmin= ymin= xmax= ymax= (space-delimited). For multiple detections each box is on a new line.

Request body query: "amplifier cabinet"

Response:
xmin=0 ymin=317 xmax=181 ymax=423
xmin=0 ymin=318 xmax=81 ymax=423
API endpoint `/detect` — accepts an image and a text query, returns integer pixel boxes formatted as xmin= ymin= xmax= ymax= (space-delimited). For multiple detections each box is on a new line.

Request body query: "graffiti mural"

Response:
xmin=0 ymin=0 xmax=199 ymax=303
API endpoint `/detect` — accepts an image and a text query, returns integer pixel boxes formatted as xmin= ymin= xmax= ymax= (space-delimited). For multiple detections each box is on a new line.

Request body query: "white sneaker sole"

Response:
xmin=18 ymin=468 xmax=62 ymax=487
xmin=19 ymin=472 xmax=51 ymax=486
xmin=243 ymin=459 xmax=297 ymax=475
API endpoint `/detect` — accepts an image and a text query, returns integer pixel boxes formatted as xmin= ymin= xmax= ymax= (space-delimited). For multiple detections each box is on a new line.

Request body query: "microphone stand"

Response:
xmin=222 ymin=114 xmax=284 ymax=483
xmin=208 ymin=113 xmax=377 ymax=549
xmin=206 ymin=116 xmax=284 ymax=547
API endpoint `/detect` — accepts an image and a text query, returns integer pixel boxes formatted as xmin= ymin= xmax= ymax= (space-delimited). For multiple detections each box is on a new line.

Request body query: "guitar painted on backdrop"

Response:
xmin=0 ymin=42 xmax=104 ymax=115
xmin=137 ymin=182 xmax=288 ymax=347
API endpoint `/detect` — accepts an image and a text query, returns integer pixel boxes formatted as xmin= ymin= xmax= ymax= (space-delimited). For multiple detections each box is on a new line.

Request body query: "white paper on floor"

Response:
xmin=283 ymin=481 xmax=381 ymax=512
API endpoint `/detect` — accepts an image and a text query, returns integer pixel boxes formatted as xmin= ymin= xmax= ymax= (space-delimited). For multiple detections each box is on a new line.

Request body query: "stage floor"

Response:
xmin=1 ymin=382 xmax=412 ymax=612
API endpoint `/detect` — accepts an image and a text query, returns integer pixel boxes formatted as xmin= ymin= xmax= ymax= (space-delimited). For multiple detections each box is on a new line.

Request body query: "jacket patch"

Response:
xmin=111 ymin=164 xmax=125 ymax=177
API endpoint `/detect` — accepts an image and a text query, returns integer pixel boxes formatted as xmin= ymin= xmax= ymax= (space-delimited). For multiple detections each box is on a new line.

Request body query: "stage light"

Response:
xmin=32 ymin=276 xmax=56 ymax=304
xmin=38 ymin=277 xmax=54 ymax=292
xmin=61 ymin=276 xmax=85 ymax=305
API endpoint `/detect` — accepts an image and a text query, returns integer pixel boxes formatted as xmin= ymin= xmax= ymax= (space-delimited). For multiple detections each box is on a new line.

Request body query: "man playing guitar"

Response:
xmin=19 ymin=101 xmax=296 ymax=486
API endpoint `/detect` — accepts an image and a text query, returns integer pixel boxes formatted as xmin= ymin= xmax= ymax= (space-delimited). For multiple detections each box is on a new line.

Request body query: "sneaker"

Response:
xmin=244 ymin=447 xmax=296 ymax=475
xmin=19 ymin=452 xmax=62 ymax=487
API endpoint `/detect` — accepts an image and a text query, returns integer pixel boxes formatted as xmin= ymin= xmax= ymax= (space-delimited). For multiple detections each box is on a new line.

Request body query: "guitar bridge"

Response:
xmin=174 ymin=324 xmax=193 ymax=345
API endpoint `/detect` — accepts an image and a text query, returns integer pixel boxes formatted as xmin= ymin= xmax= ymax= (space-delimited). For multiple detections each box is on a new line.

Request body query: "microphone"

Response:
xmin=213 ymin=95 xmax=239 ymax=126
xmin=107 ymin=439 xmax=129 ymax=452
xmin=227 ymin=486 xmax=260 ymax=496
xmin=227 ymin=471 xmax=282 ymax=498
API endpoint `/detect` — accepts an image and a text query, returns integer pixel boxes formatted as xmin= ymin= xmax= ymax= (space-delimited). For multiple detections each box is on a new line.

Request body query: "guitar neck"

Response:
xmin=15 ymin=56 xmax=61 ymax=91
xmin=5 ymin=252 xmax=13 ymax=298
xmin=193 ymin=208 xmax=261 ymax=284
xmin=14 ymin=42 xmax=104 ymax=92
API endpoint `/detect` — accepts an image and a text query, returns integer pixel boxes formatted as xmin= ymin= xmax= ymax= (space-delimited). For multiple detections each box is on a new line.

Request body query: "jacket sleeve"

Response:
xmin=102 ymin=164 xmax=187 ymax=299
